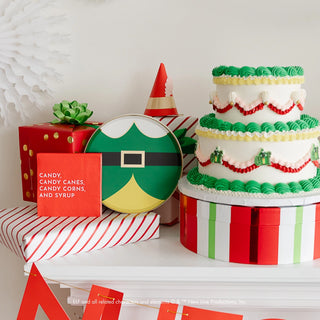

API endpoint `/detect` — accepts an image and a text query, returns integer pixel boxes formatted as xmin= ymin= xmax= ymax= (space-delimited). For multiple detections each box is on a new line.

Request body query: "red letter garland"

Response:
xmin=17 ymin=264 xmax=69 ymax=320
xmin=157 ymin=302 xmax=243 ymax=320
xmin=82 ymin=285 xmax=123 ymax=320
xmin=18 ymin=264 xmax=288 ymax=320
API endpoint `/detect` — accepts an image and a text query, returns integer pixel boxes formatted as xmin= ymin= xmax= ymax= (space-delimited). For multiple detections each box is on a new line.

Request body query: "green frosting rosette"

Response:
xmin=52 ymin=100 xmax=93 ymax=125
xmin=187 ymin=167 xmax=320 ymax=195
xmin=199 ymin=113 xmax=319 ymax=133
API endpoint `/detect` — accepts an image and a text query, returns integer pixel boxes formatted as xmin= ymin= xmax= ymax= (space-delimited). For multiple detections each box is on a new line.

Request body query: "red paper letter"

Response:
xmin=82 ymin=285 xmax=123 ymax=320
xmin=157 ymin=302 xmax=179 ymax=320
xmin=17 ymin=263 xmax=69 ymax=320
xmin=181 ymin=306 xmax=243 ymax=320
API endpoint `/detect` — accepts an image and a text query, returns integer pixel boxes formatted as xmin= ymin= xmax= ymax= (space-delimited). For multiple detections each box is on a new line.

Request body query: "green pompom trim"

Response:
xmin=187 ymin=167 xmax=320 ymax=195
xmin=212 ymin=66 xmax=304 ymax=78
xmin=199 ymin=113 xmax=319 ymax=133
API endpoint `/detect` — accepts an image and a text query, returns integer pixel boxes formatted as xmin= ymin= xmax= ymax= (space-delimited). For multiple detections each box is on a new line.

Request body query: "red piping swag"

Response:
xmin=213 ymin=102 xmax=302 ymax=115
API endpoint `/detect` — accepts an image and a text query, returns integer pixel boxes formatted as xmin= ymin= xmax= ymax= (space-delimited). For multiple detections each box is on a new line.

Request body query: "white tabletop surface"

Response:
xmin=24 ymin=224 xmax=320 ymax=285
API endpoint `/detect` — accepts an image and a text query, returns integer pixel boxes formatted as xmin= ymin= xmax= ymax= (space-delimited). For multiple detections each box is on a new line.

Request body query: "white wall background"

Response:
xmin=1 ymin=0 xmax=320 ymax=318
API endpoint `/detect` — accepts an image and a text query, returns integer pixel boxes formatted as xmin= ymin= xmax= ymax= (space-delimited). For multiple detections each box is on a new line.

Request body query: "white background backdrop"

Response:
xmin=1 ymin=0 xmax=320 ymax=319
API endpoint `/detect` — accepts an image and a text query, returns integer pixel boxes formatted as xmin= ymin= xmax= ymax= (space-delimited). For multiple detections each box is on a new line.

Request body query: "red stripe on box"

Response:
xmin=230 ymin=206 xmax=252 ymax=264
xmin=25 ymin=217 xmax=71 ymax=262
xmin=22 ymin=216 xmax=62 ymax=261
xmin=57 ymin=217 xmax=100 ymax=259
xmin=255 ymin=208 xmax=280 ymax=265
xmin=171 ymin=116 xmax=190 ymax=132
xmin=11 ymin=211 xmax=38 ymax=255
xmin=165 ymin=116 xmax=178 ymax=127
xmin=124 ymin=215 xmax=147 ymax=244
xmin=24 ymin=217 xmax=61 ymax=250
xmin=111 ymin=215 xmax=138 ymax=247
xmin=74 ymin=212 xmax=114 ymax=254
xmin=314 ymin=203 xmax=320 ymax=259
xmin=135 ymin=213 xmax=159 ymax=242
xmin=36 ymin=217 xmax=85 ymax=261
xmin=101 ymin=214 xmax=131 ymax=249
xmin=0 ymin=207 xmax=29 ymax=251
xmin=185 ymin=196 xmax=197 ymax=253
xmin=87 ymin=214 xmax=121 ymax=251
xmin=249 ymin=209 xmax=259 ymax=264
xmin=147 ymin=224 xmax=159 ymax=240
xmin=186 ymin=118 xmax=198 ymax=131
xmin=180 ymin=194 xmax=187 ymax=247
xmin=6 ymin=207 xmax=38 ymax=256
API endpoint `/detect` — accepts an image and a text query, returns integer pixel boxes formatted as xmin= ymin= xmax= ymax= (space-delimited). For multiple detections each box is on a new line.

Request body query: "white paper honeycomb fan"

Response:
xmin=0 ymin=0 xmax=68 ymax=125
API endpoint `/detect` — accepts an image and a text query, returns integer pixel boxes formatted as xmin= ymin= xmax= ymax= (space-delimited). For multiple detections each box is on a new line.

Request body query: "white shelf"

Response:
xmin=24 ymin=224 xmax=320 ymax=310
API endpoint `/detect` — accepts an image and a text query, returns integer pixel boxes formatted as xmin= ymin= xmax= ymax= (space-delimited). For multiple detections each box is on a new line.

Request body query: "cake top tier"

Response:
xmin=212 ymin=66 xmax=304 ymax=85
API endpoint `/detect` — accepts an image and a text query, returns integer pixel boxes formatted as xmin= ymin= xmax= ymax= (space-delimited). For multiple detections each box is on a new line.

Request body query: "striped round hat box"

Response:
xmin=179 ymin=178 xmax=320 ymax=265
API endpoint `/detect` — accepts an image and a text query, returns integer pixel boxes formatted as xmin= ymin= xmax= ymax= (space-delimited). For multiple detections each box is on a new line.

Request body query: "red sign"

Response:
xmin=37 ymin=153 xmax=101 ymax=217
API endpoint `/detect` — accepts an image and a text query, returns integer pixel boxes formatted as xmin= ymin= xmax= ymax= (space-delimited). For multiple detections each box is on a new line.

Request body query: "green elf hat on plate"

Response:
xmin=144 ymin=63 xmax=179 ymax=117
xmin=85 ymin=114 xmax=183 ymax=214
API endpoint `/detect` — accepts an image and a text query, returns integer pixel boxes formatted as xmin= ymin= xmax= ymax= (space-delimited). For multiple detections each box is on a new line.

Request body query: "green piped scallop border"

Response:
xmin=187 ymin=167 xmax=320 ymax=195
xmin=199 ymin=113 xmax=319 ymax=133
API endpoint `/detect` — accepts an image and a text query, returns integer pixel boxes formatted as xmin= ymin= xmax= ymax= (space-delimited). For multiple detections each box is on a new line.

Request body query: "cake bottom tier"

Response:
xmin=180 ymin=192 xmax=320 ymax=265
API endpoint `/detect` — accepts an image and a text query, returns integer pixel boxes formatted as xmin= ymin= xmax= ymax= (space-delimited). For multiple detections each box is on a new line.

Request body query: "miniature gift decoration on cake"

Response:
xmin=179 ymin=66 xmax=320 ymax=265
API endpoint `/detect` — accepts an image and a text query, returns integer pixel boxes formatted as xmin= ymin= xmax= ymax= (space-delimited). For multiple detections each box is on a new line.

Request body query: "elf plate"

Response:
xmin=85 ymin=114 xmax=183 ymax=213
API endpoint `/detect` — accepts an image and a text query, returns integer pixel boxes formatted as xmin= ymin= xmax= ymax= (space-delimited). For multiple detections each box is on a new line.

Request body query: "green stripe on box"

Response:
xmin=208 ymin=202 xmax=216 ymax=259
xmin=294 ymin=206 xmax=303 ymax=263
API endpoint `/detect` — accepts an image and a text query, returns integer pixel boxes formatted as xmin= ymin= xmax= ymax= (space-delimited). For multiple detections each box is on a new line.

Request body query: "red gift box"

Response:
xmin=19 ymin=122 xmax=101 ymax=202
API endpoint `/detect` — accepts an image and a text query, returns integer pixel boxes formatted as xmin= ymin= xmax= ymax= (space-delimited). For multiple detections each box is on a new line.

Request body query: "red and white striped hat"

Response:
xmin=144 ymin=63 xmax=178 ymax=117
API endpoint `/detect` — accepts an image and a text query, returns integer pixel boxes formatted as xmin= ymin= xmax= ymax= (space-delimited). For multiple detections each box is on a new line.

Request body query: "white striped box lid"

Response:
xmin=0 ymin=205 xmax=159 ymax=262
xmin=155 ymin=115 xmax=198 ymax=172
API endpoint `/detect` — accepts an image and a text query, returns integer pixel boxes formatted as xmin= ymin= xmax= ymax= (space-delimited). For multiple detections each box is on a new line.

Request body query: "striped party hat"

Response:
xmin=144 ymin=63 xmax=178 ymax=117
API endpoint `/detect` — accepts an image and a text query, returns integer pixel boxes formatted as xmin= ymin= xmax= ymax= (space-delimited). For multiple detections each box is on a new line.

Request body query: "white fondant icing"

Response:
xmin=213 ymin=107 xmax=302 ymax=125
xmin=197 ymin=134 xmax=319 ymax=184
xmin=214 ymin=83 xmax=303 ymax=125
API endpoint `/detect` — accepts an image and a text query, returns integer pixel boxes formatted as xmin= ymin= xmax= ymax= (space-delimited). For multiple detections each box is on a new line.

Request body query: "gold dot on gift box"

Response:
xmin=43 ymin=134 xmax=49 ymax=141
xmin=23 ymin=144 xmax=28 ymax=151
xmin=29 ymin=150 xmax=33 ymax=157
xmin=23 ymin=173 xmax=29 ymax=180
xmin=30 ymin=169 xmax=34 ymax=176
xmin=26 ymin=191 xmax=31 ymax=198
xmin=67 ymin=136 xmax=74 ymax=144
xmin=53 ymin=132 xmax=59 ymax=139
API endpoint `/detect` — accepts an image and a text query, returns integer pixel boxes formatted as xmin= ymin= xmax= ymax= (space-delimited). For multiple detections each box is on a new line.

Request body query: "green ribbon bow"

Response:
xmin=52 ymin=100 xmax=93 ymax=125
xmin=174 ymin=128 xmax=197 ymax=154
